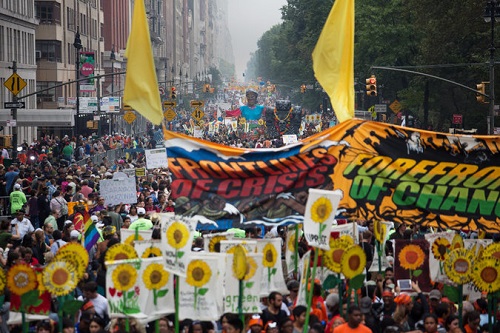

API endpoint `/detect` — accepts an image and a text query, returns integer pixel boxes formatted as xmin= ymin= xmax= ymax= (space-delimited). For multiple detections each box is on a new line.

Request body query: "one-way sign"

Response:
xmin=4 ymin=101 xmax=25 ymax=109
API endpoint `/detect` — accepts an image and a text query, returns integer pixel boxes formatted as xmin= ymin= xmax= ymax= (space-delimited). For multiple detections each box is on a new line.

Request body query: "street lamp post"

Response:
xmin=110 ymin=45 xmax=116 ymax=135
xmin=73 ymin=28 xmax=82 ymax=138
xmin=484 ymin=1 xmax=500 ymax=135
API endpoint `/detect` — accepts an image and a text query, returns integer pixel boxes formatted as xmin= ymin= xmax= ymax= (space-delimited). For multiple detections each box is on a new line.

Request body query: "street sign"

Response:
xmin=164 ymin=109 xmax=177 ymax=121
xmin=452 ymin=114 xmax=463 ymax=125
xmin=163 ymin=101 xmax=177 ymax=108
xmin=4 ymin=101 xmax=25 ymax=109
xmin=389 ymin=100 xmax=402 ymax=114
xmin=374 ymin=104 xmax=387 ymax=113
xmin=191 ymin=108 xmax=204 ymax=120
xmin=4 ymin=73 xmax=27 ymax=96
xmin=6 ymin=120 xmax=17 ymax=127
xmin=124 ymin=111 xmax=136 ymax=124
xmin=190 ymin=100 xmax=204 ymax=107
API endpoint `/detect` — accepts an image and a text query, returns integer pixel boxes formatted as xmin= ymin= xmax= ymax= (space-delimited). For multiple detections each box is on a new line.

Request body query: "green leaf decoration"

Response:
xmin=349 ymin=274 xmax=366 ymax=290
xmin=62 ymin=300 xmax=84 ymax=316
xmin=123 ymin=306 xmax=141 ymax=315
xmin=198 ymin=288 xmax=209 ymax=296
xmin=443 ymin=285 xmax=460 ymax=304
xmin=323 ymin=275 xmax=340 ymax=290
xmin=245 ymin=282 xmax=254 ymax=288
xmin=177 ymin=251 xmax=184 ymax=258
xmin=271 ymin=268 xmax=277 ymax=275
xmin=157 ymin=289 xmax=169 ymax=298
xmin=413 ymin=269 xmax=423 ymax=277
xmin=127 ymin=290 xmax=135 ymax=299
xmin=21 ymin=290 xmax=40 ymax=307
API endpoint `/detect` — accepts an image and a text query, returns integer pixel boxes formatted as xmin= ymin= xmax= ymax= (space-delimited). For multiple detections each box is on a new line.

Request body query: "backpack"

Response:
xmin=57 ymin=198 xmax=68 ymax=215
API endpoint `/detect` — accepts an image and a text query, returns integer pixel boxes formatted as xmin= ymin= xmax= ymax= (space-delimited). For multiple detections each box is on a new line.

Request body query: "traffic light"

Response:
xmin=476 ymin=82 xmax=486 ymax=103
xmin=170 ymin=86 xmax=176 ymax=99
xmin=366 ymin=75 xmax=377 ymax=96
xmin=300 ymin=84 xmax=306 ymax=93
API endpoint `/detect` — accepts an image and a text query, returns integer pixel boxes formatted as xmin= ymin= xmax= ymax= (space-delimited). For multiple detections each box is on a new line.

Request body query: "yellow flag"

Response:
xmin=123 ymin=0 xmax=163 ymax=125
xmin=312 ymin=0 xmax=354 ymax=123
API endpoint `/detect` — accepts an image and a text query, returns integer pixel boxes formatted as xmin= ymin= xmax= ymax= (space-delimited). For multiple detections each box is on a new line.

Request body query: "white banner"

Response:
xmin=133 ymin=239 xmax=162 ymax=259
xmin=296 ymin=250 xmax=311 ymax=307
xmin=160 ymin=215 xmax=197 ymax=277
xmin=224 ymin=253 xmax=263 ymax=314
xmin=120 ymin=229 xmax=153 ymax=246
xmin=220 ymin=240 xmax=257 ymax=254
xmin=106 ymin=258 xmax=174 ymax=318
xmin=331 ymin=222 xmax=359 ymax=244
xmin=99 ymin=176 xmax=137 ymax=206
xmin=145 ymin=148 xmax=168 ymax=169
xmin=304 ymin=189 xmax=342 ymax=250
xmin=256 ymin=238 xmax=287 ymax=296
xmin=179 ymin=254 xmax=223 ymax=321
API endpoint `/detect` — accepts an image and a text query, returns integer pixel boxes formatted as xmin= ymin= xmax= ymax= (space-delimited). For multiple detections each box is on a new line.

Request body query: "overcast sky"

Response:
xmin=228 ymin=0 xmax=287 ymax=81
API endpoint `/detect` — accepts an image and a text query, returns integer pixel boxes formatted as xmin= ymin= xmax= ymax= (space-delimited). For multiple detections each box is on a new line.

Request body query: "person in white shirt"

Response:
xmin=50 ymin=230 xmax=67 ymax=255
xmin=11 ymin=210 xmax=34 ymax=240
xmin=82 ymin=281 xmax=109 ymax=320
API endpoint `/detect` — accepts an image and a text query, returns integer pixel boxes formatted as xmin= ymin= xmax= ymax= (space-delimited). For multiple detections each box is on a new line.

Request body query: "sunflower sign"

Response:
xmin=160 ymin=214 xmax=197 ymax=276
xmin=425 ymin=232 xmax=455 ymax=282
xmin=224 ymin=253 xmax=264 ymax=314
xmin=303 ymin=189 xmax=342 ymax=250
xmin=106 ymin=258 xmax=175 ymax=318
xmin=179 ymin=254 xmax=223 ymax=321
xmin=295 ymin=250 xmax=311 ymax=307
xmin=257 ymin=238 xmax=288 ymax=296
xmin=120 ymin=229 xmax=153 ymax=246
xmin=203 ymin=232 xmax=235 ymax=253
xmin=220 ymin=239 xmax=257 ymax=254
xmin=134 ymin=239 xmax=163 ymax=259
xmin=285 ymin=228 xmax=302 ymax=276
xmin=394 ymin=239 xmax=431 ymax=292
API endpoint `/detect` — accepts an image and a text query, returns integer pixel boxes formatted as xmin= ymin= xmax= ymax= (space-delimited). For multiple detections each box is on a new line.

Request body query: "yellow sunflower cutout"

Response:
xmin=142 ymin=246 xmax=162 ymax=258
xmin=105 ymin=243 xmax=138 ymax=263
xmin=341 ymin=245 xmax=367 ymax=279
xmin=36 ymin=271 xmax=46 ymax=293
xmin=166 ymin=221 xmax=190 ymax=249
xmin=287 ymin=233 xmax=297 ymax=253
xmin=0 ymin=269 xmax=6 ymax=294
xmin=373 ymin=220 xmax=387 ymax=244
xmin=232 ymin=245 xmax=247 ymax=280
xmin=209 ymin=235 xmax=227 ymax=253
xmin=262 ymin=243 xmax=278 ymax=268
xmin=451 ymin=234 xmax=464 ymax=250
xmin=7 ymin=263 xmax=37 ymax=295
xmin=42 ymin=261 xmax=78 ymax=296
xmin=443 ymin=248 xmax=474 ymax=285
xmin=432 ymin=237 xmax=451 ymax=261
xmin=483 ymin=243 xmax=500 ymax=260
xmin=399 ymin=244 xmax=425 ymax=270
xmin=124 ymin=234 xmax=144 ymax=246
xmin=310 ymin=197 xmax=333 ymax=223
xmin=112 ymin=264 xmax=138 ymax=291
xmin=244 ymin=256 xmax=258 ymax=281
xmin=339 ymin=235 xmax=355 ymax=246
xmin=472 ymin=257 xmax=500 ymax=293
xmin=186 ymin=260 xmax=212 ymax=288
xmin=143 ymin=263 xmax=169 ymax=290
xmin=55 ymin=243 xmax=89 ymax=279
xmin=323 ymin=238 xmax=352 ymax=273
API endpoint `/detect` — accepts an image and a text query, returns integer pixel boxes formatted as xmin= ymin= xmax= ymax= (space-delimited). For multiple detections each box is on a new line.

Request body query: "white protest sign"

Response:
xmin=282 ymin=134 xmax=298 ymax=145
xmin=145 ymin=148 xmax=168 ymax=169
xmin=303 ymin=189 xmax=342 ymax=250
xmin=257 ymin=238 xmax=288 ymax=296
xmin=99 ymin=176 xmax=137 ymax=206
xmin=224 ymin=253 xmax=263 ymax=314
xmin=331 ymin=222 xmax=359 ymax=244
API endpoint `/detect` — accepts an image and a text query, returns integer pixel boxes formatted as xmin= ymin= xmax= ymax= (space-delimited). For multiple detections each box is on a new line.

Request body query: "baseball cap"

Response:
xmin=248 ymin=315 xmax=263 ymax=328
xmin=90 ymin=215 xmax=98 ymax=222
xmin=70 ymin=230 xmax=80 ymax=239
xmin=325 ymin=293 xmax=339 ymax=308
xmin=137 ymin=207 xmax=146 ymax=215
xmin=14 ymin=183 xmax=21 ymax=190
xmin=429 ymin=289 xmax=442 ymax=300
xmin=359 ymin=296 xmax=372 ymax=314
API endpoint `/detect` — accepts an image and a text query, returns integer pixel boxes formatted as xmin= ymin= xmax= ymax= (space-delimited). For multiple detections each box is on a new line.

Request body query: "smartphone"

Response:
xmin=398 ymin=279 xmax=412 ymax=290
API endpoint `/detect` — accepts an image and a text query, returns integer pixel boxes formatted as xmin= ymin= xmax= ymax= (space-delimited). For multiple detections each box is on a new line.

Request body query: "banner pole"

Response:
xmin=175 ymin=275 xmax=180 ymax=333
xmin=294 ymin=224 xmax=300 ymax=278
xmin=303 ymin=249 xmax=319 ymax=333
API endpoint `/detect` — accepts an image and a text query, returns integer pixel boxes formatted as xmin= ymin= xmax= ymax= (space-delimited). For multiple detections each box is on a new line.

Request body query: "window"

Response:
xmin=35 ymin=1 xmax=61 ymax=24
xmin=36 ymin=81 xmax=63 ymax=102
xmin=67 ymin=8 xmax=76 ymax=31
xmin=35 ymin=40 xmax=62 ymax=62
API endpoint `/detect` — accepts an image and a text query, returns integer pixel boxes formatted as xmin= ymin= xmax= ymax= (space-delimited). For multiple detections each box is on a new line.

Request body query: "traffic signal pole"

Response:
xmin=8 ymin=61 xmax=18 ymax=159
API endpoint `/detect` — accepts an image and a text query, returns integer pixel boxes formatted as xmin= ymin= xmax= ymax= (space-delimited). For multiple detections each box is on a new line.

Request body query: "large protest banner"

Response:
xmin=164 ymin=119 xmax=500 ymax=232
